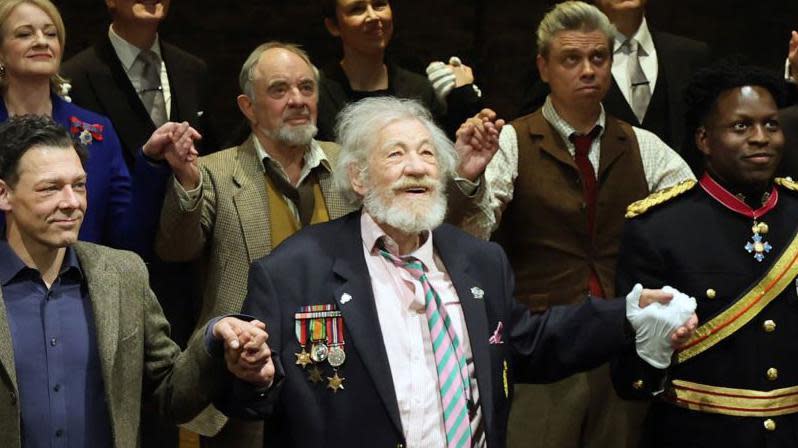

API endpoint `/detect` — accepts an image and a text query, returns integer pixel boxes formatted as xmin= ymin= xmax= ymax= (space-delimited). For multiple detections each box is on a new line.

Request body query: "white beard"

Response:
xmin=265 ymin=123 xmax=318 ymax=147
xmin=363 ymin=175 xmax=447 ymax=235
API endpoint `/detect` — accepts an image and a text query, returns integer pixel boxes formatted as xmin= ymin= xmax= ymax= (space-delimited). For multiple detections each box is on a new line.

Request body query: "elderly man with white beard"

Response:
xmin=211 ymin=96 xmax=698 ymax=448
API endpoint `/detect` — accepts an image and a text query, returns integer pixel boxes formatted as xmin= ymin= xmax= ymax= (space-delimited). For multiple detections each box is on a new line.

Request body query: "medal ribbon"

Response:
xmin=699 ymin=173 xmax=778 ymax=220
xmin=295 ymin=319 xmax=308 ymax=346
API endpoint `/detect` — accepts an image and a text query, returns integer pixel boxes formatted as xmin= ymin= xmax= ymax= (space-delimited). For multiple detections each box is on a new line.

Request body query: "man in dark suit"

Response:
xmin=62 ymin=0 xmax=212 ymax=389
xmin=0 ymin=115 xmax=271 ymax=448
xmin=520 ymin=0 xmax=709 ymax=151
xmin=779 ymin=105 xmax=798 ymax=177
xmin=215 ymin=96 xmax=696 ymax=447
xmin=62 ymin=0 xmax=217 ymax=167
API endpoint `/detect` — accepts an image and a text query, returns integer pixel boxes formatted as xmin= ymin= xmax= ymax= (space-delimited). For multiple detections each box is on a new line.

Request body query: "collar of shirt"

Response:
xmin=541 ymin=96 xmax=606 ymax=157
xmin=0 ymin=241 xmax=82 ymax=286
xmin=253 ymin=136 xmax=331 ymax=186
xmin=360 ymin=211 xmax=436 ymax=273
xmin=612 ymin=17 xmax=655 ymax=56
xmin=108 ymin=24 xmax=162 ymax=73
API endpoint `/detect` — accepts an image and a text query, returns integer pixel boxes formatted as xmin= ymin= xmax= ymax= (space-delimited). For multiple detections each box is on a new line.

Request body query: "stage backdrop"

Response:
xmin=56 ymin=1 xmax=798 ymax=146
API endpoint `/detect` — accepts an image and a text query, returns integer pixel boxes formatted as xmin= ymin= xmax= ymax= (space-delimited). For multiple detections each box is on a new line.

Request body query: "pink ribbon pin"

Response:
xmin=489 ymin=321 xmax=504 ymax=344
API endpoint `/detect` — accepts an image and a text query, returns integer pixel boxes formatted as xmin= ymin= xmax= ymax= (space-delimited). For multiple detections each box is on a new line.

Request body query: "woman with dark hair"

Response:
xmin=317 ymin=0 xmax=483 ymax=141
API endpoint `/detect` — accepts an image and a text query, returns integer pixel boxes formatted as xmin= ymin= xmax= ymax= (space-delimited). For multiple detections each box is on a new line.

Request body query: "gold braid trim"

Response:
xmin=775 ymin=177 xmax=798 ymax=192
xmin=625 ymin=180 xmax=697 ymax=218
xmin=668 ymin=379 xmax=798 ymax=417
xmin=676 ymin=227 xmax=798 ymax=364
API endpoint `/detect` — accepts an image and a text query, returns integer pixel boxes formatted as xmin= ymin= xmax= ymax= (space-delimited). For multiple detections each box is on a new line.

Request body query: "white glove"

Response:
xmin=626 ymin=284 xmax=697 ymax=369
xmin=426 ymin=60 xmax=456 ymax=104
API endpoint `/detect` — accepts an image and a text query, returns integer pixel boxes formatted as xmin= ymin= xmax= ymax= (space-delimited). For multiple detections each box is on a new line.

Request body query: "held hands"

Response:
xmin=627 ymin=284 xmax=698 ymax=369
xmin=212 ymin=317 xmax=275 ymax=388
xmin=142 ymin=121 xmax=202 ymax=189
xmin=454 ymin=108 xmax=505 ymax=182
xmin=426 ymin=56 xmax=477 ymax=103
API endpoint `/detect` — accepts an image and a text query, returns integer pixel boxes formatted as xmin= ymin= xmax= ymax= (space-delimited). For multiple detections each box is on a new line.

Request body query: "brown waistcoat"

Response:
xmin=495 ymin=110 xmax=649 ymax=310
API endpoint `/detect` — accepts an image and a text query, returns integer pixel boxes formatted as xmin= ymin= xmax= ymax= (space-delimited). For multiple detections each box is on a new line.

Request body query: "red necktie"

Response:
xmin=571 ymin=129 xmax=605 ymax=298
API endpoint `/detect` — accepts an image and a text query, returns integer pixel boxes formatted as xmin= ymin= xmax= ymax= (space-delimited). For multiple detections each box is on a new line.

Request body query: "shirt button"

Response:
xmin=50 ymin=338 xmax=57 ymax=347
xmin=53 ymin=384 xmax=61 ymax=392
xmin=55 ymin=429 xmax=64 ymax=437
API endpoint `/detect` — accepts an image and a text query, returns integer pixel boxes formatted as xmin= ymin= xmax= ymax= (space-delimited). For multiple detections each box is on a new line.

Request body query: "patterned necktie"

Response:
xmin=379 ymin=248 xmax=473 ymax=448
xmin=570 ymin=129 xmax=605 ymax=298
xmin=622 ymin=38 xmax=651 ymax=124
xmin=136 ymin=49 xmax=167 ymax=126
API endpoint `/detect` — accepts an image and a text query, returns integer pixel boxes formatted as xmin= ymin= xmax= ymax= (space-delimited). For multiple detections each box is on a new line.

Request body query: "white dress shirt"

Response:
xmin=108 ymin=24 xmax=172 ymax=118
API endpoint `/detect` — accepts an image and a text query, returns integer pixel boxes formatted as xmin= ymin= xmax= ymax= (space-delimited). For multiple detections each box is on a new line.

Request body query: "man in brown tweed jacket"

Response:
xmin=155 ymin=41 xmax=354 ymax=447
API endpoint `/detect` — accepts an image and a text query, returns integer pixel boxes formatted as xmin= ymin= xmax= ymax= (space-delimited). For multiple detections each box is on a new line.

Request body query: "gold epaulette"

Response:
xmin=775 ymin=177 xmax=798 ymax=192
xmin=625 ymin=180 xmax=697 ymax=218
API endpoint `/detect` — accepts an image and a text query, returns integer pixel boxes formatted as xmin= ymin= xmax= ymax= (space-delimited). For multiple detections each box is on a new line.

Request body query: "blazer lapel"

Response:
xmin=232 ymin=137 xmax=272 ymax=262
xmin=331 ymin=214 xmax=403 ymax=435
xmin=0 ymin=292 xmax=17 ymax=392
xmin=433 ymin=228 xmax=495 ymax=439
xmin=161 ymin=43 xmax=198 ymax=124
xmin=74 ymin=243 xmax=121 ymax=390
xmin=89 ymin=36 xmax=155 ymax=157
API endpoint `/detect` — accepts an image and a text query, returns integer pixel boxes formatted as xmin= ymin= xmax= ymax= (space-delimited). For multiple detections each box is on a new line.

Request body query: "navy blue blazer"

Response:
xmin=0 ymin=94 xmax=170 ymax=256
xmin=218 ymin=211 xmax=630 ymax=448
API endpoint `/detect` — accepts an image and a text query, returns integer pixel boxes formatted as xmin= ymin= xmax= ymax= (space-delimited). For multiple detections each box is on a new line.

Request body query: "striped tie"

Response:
xmin=380 ymin=249 xmax=473 ymax=448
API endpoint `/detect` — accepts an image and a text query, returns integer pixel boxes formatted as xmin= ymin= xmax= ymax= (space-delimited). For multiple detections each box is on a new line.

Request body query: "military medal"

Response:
xmin=294 ymin=304 xmax=346 ymax=388
xmin=700 ymin=174 xmax=778 ymax=263
xmin=327 ymin=372 xmax=345 ymax=392
xmin=294 ymin=315 xmax=311 ymax=368
xmin=327 ymin=314 xmax=346 ymax=368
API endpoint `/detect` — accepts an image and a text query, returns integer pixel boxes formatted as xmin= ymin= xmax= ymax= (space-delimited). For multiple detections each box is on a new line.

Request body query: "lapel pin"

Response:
xmin=470 ymin=286 xmax=484 ymax=300
xmin=340 ymin=293 xmax=352 ymax=305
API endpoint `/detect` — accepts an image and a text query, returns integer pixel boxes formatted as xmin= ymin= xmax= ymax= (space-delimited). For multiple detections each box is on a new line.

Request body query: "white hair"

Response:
xmin=537 ymin=1 xmax=616 ymax=58
xmin=333 ymin=96 xmax=458 ymax=205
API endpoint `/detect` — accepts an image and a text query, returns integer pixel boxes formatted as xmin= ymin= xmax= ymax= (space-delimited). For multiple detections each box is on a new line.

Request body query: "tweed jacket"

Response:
xmin=156 ymin=135 xmax=353 ymax=326
xmin=0 ymin=242 xmax=223 ymax=448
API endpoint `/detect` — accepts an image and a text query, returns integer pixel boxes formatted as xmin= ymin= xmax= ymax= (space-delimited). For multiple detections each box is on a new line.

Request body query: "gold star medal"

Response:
xmin=327 ymin=371 xmax=345 ymax=393
xmin=294 ymin=311 xmax=311 ymax=369
xmin=308 ymin=366 xmax=323 ymax=384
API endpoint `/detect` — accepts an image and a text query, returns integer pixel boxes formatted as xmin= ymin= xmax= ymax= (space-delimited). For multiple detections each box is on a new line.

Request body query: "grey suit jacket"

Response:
xmin=0 ymin=242 xmax=223 ymax=448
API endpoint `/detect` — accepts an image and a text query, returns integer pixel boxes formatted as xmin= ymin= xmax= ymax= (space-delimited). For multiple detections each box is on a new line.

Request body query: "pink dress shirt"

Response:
xmin=360 ymin=212 xmax=485 ymax=447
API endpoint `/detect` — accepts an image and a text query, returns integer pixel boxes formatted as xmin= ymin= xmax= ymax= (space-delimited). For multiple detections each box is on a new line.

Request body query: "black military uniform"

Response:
xmin=612 ymin=174 xmax=798 ymax=447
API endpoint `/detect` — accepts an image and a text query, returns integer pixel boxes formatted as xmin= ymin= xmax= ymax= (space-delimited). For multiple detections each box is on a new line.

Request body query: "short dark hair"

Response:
xmin=0 ymin=115 xmax=87 ymax=187
xmin=682 ymin=60 xmax=787 ymax=174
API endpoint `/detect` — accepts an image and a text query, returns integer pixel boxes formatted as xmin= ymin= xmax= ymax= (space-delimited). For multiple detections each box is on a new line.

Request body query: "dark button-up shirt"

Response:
xmin=0 ymin=242 xmax=112 ymax=447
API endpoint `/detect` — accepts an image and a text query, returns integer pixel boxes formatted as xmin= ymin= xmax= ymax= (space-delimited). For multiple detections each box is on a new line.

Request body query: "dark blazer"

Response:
xmin=62 ymin=34 xmax=218 ymax=167
xmin=0 ymin=242 xmax=223 ymax=448
xmin=779 ymin=105 xmax=798 ymax=178
xmin=218 ymin=211 xmax=630 ymax=448
xmin=519 ymin=30 xmax=710 ymax=151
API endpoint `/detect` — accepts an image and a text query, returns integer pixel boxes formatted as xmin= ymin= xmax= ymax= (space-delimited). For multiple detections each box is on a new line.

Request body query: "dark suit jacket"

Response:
xmin=780 ymin=105 xmax=798 ymax=178
xmin=0 ymin=242 xmax=223 ymax=448
xmin=62 ymin=34 xmax=218 ymax=167
xmin=519 ymin=30 xmax=710 ymax=151
xmin=218 ymin=211 xmax=630 ymax=448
